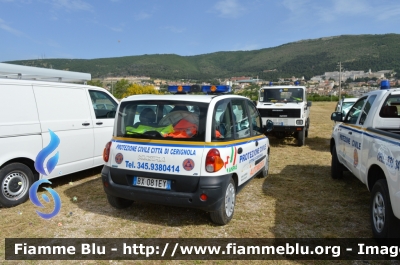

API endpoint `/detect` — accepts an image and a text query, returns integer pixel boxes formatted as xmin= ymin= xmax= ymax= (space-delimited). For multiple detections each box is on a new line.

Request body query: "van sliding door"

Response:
xmin=33 ymin=85 xmax=95 ymax=177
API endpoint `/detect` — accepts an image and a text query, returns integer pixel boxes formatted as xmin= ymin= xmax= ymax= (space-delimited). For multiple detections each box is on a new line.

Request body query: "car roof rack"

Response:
xmin=0 ymin=63 xmax=91 ymax=84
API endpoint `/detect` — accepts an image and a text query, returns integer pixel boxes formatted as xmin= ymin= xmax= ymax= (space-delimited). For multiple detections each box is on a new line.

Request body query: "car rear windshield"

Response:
xmin=116 ymin=100 xmax=208 ymax=141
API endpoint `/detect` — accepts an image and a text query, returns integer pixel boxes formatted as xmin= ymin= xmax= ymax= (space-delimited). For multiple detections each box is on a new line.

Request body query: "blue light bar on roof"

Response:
xmin=168 ymin=85 xmax=191 ymax=93
xmin=202 ymin=85 xmax=231 ymax=94
xmin=380 ymin=80 xmax=390 ymax=90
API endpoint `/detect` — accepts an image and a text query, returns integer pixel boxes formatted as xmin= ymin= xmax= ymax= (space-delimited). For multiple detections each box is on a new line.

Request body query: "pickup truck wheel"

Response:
xmin=297 ymin=129 xmax=305 ymax=146
xmin=210 ymin=178 xmax=236 ymax=225
xmin=305 ymin=119 xmax=309 ymax=138
xmin=371 ymin=179 xmax=400 ymax=238
xmin=107 ymin=194 xmax=133 ymax=209
xmin=331 ymin=146 xmax=343 ymax=179
xmin=0 ymin=163 xmax=34 ymax=207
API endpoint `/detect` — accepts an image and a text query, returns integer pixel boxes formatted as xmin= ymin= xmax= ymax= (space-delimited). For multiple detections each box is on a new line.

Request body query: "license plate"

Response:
xmin=273 ymin=122 xmax=284 ymax=126
xmin=133 ymin=176 xmax=171 ymax=190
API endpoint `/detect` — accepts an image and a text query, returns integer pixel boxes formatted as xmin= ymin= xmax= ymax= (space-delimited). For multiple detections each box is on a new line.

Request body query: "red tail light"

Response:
xmin=200 ymin=193 xmax=208 ymax=201
xmin=205 ymin=148 xmax=224 ymax=173
xmin=103 ymin=141 xmax=112 ymax=162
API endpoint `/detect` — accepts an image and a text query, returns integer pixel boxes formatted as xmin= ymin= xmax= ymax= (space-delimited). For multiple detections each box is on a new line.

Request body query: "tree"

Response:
xmin=87 ymin=80 xmax=103 ymax=88
xmin=114 ymin=79 xmax=131 ymax=99
xmin=122 ymin=84 xmax=161 ymax=98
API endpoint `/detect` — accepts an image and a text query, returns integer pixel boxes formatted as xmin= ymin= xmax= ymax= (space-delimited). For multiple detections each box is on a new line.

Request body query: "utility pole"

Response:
xmin=338 ymin=61 xmax=342 ymax=100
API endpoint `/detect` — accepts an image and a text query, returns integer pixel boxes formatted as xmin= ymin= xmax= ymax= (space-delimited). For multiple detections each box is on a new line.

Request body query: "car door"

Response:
xmin=338 ymin=96 xmax=368 ymax=169
xmin=88 ymin=89 xmax=119 ymax=166
xmin=229 ymin=98 xmax=259 ymax=186
xmin=247 ymin=100 xmax=269 ymax=178
xmin=352 ymin=95 xmax=377 ymax=179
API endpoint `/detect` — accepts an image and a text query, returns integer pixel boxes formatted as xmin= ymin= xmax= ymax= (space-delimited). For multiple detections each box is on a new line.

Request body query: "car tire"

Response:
xmin=210 ymin=178 xmax=236 ymax=225
xmin=371 ymin=179 xmax=400 ymax=238
xmin=297 ymin=129 xmax=305 ymax=146
xmin=331 ymin=146 xmax=344 ymax=179
xmin=257 ymin=154 xmax=269 ymax=178
xmin=0 ymin=163 xmax=34 ymax=207
xmin=107 ymin=194 xmax=133 ymax=209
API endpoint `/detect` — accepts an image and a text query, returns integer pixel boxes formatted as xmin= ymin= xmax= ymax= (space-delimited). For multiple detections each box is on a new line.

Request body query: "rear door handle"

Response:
xmin=255 ymin=141 xmax=259 ymax=147
xmin=348 ymin=131 xmax=352 ymax=135
xmin=82 ymin=122 xmax=90 ymax=126
xmin=237 ymin=147 xmax=243 ymax=154
xmin=96 ymin=122 xmax=103 ymax=125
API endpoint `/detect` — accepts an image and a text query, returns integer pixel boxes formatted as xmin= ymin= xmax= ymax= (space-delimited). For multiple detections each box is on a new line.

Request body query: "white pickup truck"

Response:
xmin=330 ymin=81 xmax=400 ymax=238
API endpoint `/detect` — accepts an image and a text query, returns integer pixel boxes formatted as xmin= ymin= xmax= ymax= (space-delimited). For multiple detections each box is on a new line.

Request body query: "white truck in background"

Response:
xmin=256 ymin=82 xmax=312 ymax=146
xmin=330 ymin=80 xmax=400 ymax=238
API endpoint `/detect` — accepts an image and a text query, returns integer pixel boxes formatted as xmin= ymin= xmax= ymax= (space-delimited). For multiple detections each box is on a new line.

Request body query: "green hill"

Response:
xmin=5 ymin=34 xmax=400 ymax=81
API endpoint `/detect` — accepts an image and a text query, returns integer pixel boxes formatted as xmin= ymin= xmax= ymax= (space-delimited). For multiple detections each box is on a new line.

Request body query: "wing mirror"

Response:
xmin=331 ymin=112 xmax=343 ymax=122
xmin=265 ymin=119 xmax=273 ymax=132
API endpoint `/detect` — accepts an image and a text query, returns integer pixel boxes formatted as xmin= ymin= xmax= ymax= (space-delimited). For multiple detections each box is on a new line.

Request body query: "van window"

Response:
xmin=344 ymin=97 xmax=367 ymax=124
xmin=231 ymin=99 xmax=251 ymax=139
xmin=117 ymin=100 xmax=208 ymax=141
xmin=213 ymin=99 xmax=234 ymax=141
xmin=379 ymin=94 xmax=400 ymax=118
xmin=247 ymin=101 xmax=263 ymax=136
xmin=359 ymin=95 xmax=377 ymax=125
xmin=260 ymin=87 xmax=304 ymax=103
xmin=89 ymin=90 xmax=118 ymax=119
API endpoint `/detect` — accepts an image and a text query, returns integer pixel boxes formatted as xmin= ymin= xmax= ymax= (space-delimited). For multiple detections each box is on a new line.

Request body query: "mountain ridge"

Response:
xmin=5 ymin=34 xmax=400 ymax=81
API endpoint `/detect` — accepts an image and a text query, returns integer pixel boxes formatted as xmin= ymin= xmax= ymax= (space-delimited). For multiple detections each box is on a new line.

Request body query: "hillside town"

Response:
xmin=97 ymin=68 xmax=398 ymax=98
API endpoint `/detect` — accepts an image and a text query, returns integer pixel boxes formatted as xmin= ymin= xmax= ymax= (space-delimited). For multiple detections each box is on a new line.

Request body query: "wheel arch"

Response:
xmin=330 ymin=138 xmax=336 ymax=154
xmin=1 ymin=158 xmax=39 ymax=181
xmin=367 ymin=164 xmax=386 ymax=192
xmin=231 ymin=172 xmax=238 ymax=193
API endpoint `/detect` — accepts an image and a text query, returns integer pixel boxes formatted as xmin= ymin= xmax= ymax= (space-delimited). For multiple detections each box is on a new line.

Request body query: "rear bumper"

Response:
xmin=101 ymin=166 xmax=231 ymax=212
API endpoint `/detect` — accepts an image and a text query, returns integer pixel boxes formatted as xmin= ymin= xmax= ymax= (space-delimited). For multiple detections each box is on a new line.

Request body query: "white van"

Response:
xmin=0 ymin=67 xmax=118 ymax=207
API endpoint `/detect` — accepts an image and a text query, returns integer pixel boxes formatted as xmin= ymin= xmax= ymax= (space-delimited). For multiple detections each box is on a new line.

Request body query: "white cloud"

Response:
xmin=46 ymin=39 xmax=61 ymax=48
xmin=281 ymin=0 xmax=310 ymax=13
xmin=162 ymin=26 xmax=186 ymax=34
xmin=134 ymin=11 xmax=151 ymax=20
xmin=108 ymin=26 xmax=123 ymax=32
xmin=213 ymin=0 xmax=246 ymax=18
xmin=49 ymin=0 xmax=93 ymax=12
xmin=232 ymin=43 xmax=260 ymax=51
xmin=331 ymin=0 xmax=369 ymax=14
xmin=376 ymin=6 xmax=400 ymax=20
xmin=279 ymin=0 xmax=395 ymax=24
xmin=0 ymin=18 xmax=23 ymax=36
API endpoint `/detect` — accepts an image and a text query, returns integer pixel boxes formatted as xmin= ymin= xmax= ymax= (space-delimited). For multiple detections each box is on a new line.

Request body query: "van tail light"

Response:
xmin=103 ymin=141 xmax=112 ymax=162
xmin=205 ymin=148 xmax=224 ymax=173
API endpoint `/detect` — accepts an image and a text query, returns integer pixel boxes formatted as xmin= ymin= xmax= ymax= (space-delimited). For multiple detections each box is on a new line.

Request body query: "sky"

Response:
xmin=1 ymin=0 xmax=400 ymax=62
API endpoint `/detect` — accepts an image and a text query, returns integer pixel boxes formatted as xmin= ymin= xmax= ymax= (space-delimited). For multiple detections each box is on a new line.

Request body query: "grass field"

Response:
xmin=1 ymin=102 xmax=382 ymax=264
